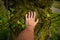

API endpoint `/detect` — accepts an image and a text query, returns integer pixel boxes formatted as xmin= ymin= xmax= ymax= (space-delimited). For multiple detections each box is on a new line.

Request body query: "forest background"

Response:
xmin=0 ymin=0 xmax=60 ymax=40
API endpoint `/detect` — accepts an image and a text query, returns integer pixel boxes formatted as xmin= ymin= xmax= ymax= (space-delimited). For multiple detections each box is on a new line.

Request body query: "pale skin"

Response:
xmin=17 ymin=11 xmax=39 ymax=40
xmin=26 ymin=11 xmax=39 ymax=31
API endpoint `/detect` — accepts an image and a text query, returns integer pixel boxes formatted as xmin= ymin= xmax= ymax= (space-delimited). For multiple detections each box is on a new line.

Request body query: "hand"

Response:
xmin=25 ymin=11 xmax=39 ymax=30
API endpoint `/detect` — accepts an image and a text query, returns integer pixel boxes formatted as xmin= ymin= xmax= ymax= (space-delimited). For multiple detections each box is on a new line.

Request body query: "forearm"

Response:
xmin=17 ymin=11 xmax=38 ymax=40
xmin=17 ymin=26 xmax=34 ymax=40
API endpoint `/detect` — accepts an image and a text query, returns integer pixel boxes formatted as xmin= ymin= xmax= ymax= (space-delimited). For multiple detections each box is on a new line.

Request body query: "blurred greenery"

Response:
xmin=55 ymin=0 xmax=60 ymax=1
xmin=0 ymin=0 xmax=10 ymax=40
xmin=53 ymin=1 xmax=60 ymax=9
xmin=0 ymin=0 xmax=60 ymax=40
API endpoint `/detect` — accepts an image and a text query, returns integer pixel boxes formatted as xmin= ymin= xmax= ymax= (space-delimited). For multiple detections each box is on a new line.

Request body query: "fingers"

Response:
xmin=28 ymin=12 xmax=30 ymax=18
xmin=31 ymin=11 xmax=33 ymax=18
xmin=26 ymin=11 xmax=36 ymax=19
xmin=25 ymin=14 xmax=28 ymax=20
xmin=31 ymin=11 xmax=36 ymax=18
xmin=28 ymin=11 xmax=36 ymax=18
xmin=35 ymin=19 xmax=39 ymax=25
xmin=34 ymin=12 xmax=36 ymax=19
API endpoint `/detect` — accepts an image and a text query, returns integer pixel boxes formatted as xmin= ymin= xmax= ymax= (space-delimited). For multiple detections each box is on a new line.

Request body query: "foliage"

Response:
xmin=53 ymin=1 xmax=60 ymax=9
xmin=0 ymin=0 xmax=10 ymax=40
xmin=0 ymin=0 xmax=60 ymax=40
xmin=55 ymin=0 xmax=60 ymax=1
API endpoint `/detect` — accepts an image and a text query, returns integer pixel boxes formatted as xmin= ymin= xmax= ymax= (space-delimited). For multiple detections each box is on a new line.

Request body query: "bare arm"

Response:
xmin=17 ymin=11 xmax=39 ymax=40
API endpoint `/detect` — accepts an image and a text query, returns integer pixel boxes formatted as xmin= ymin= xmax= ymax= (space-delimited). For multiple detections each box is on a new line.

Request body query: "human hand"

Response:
xmin=25 ymin=11 xmax=39 ymax=30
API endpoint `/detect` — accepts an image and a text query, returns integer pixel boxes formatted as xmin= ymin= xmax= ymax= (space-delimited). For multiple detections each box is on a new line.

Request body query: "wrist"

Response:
xmin=26 ymin=26 xmax=34 ymax=32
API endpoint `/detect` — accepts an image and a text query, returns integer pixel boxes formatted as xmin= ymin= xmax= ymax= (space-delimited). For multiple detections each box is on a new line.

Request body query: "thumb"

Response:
xmin=35 ymin=19 xmax=39 ymax=25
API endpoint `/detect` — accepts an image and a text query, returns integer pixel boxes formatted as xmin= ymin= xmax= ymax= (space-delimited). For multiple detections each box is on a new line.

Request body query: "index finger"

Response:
xmin=25 ymin=14 xmax=28 ymax=20
xmin=34 ymin=12 xmax=36 ymax=19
